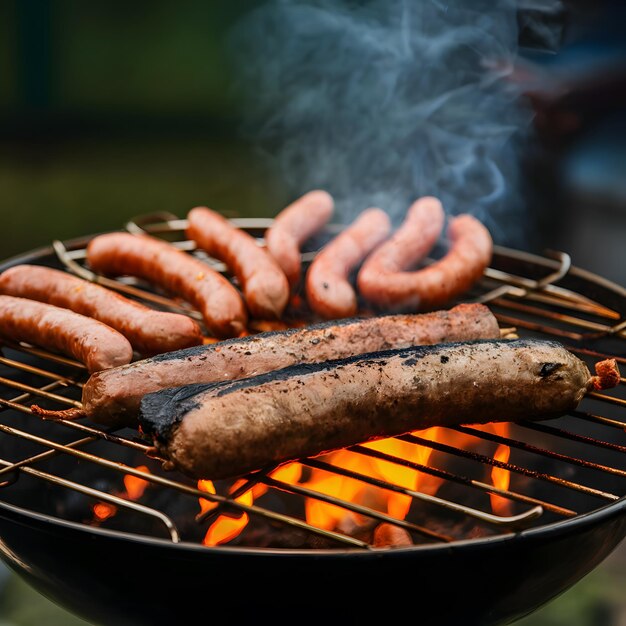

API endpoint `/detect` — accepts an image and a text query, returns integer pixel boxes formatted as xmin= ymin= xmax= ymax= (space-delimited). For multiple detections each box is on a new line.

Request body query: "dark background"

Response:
xmin=0 ymin=1 xmax=624 ymax=624
xmin=1 ymin=1 xmax=625 ymax=283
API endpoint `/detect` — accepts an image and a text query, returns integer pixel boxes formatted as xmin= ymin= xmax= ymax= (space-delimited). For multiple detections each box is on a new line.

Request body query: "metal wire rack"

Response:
xmin=0 ymin=216 xmax=624 ymax=550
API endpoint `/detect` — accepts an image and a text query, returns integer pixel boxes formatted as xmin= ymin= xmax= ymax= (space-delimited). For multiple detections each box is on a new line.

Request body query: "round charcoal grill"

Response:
xmin=0 ymin=216 xmax=623 ymax=626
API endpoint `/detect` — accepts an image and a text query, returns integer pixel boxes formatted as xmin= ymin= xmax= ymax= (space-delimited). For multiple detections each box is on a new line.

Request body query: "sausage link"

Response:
xmin=0 ymin=264 xmax=203 ymax=355
xmin=139 ymin=339 xmax=609 ymax=480
xmin=265 ymin=190 xmax=334 ymax=289
xmin=86 ymin=232 xmax=247 ymax=339
xmin=69 ymin=302 xmax=500 ymax=427
xmin=305 ymin=208 xmax=391 ymax=319
xmin=358 ymin=212 xmax=492 ymax=311
xmin=0 ymin=295 xmax=133 ymax=373
xmin=187 ymin=207 xmax=290 ymax=320
xmin=357 ymin=196 xmax=445 ymax=309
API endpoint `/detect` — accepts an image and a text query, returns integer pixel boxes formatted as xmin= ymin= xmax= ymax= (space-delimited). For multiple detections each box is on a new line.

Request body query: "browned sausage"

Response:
xmin=186 ymin=207 xmax=290 ymax=320
xmin=0 ymin=264 xmax=203 ymax=355
xmin=357 ymin=196 xmax=445 ymax=310
xmin=86 ymin=232 xmax=247 ymax=339
xmin=0 ymin=295 xmax=133 ymax=373
xmin=305 ymin=208 xmax=392 ymax=319
xmin=358 ymin=212 xmax=493 ymax=311
xmin=34 ymin=303 xmax=501 ymax=427
xmin=139 ymin=339 xmax=618 ymax=480
xmin=265 ymin=190 xmax=334 ymax=289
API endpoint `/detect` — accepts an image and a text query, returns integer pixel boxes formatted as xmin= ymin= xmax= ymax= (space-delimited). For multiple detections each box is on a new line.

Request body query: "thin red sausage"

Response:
xmin=357 ymin=196 xmax=444 ymax=289
xmin=305 ymin=208 xmax=391 ymax=319
xmin=0 ymin=264 xmax=203 ymax=355
xmin=357 ymin=196 xmax=445 ymax=310
xmin=0 ymin=295 xmax=133 ymax=373
xmin=359 ymin=212 xmax=492 ymax=311
xmin=265 ymin=190 xmax=334 ymax=289
xmin=186 ymin=206 xmax=290 ymax=320
xmin=86 ymin=232 xmax=247 ymax=339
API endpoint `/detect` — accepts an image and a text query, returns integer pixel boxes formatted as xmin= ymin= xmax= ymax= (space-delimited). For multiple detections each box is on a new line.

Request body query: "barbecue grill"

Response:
xmin=0 ymin=216 xmax=623 ymax=626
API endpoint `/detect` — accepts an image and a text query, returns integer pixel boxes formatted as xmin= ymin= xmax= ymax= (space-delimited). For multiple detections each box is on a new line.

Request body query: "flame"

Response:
xmin=91 ymin=465 xmax=152 ymax=525
xmin=194 ymin=422 xmax=515 ymax=544
xmin=202 ymin=479 xmax=254 ymax=546
xmin=197 ymin=479 xmax=219 ymax=516
xmin=487 ymin=423 xmax=512 ymax=516
xmin=123 ymin=465 xmax=151 ymax=500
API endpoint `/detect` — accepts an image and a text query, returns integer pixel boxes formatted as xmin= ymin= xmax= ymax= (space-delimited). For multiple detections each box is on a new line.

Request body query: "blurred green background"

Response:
xmin=0 ymin=0 xmax=288 ymax=264
xmin=0 ymin=1 xmax=624 ymax=624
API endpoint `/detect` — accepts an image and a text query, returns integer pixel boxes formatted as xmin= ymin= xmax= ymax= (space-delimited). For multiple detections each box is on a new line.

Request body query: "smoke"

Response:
xmin=228 ymin=0 xmax=564 ymax=247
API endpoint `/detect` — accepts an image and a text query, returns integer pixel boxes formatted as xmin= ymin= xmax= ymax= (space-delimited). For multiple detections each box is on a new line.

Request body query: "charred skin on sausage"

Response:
xmin=32 ymin=303 xmax=500 ymax=427
xmin=139 ymin=338 xmax=618 ymax=480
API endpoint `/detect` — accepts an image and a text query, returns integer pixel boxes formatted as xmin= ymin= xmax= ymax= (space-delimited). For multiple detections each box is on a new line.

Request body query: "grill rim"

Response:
xmin=0 ymin=230 xmax=624 ymax=556
xmin=0 ymin=494 xmax=624 ymax=558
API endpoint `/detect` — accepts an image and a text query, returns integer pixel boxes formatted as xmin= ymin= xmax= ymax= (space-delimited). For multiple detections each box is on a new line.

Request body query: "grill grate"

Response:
xmin=0 ymin=216 xmax=624 ymax=550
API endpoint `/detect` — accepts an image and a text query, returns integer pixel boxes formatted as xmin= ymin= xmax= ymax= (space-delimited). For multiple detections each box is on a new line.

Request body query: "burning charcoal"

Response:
xmin=235 ymin=523 xmax=341 ymax=550
xmin=373 ymin=523 xmax=414 ymax=547
xmin=335 ymin=516 xmax=377 ymax=544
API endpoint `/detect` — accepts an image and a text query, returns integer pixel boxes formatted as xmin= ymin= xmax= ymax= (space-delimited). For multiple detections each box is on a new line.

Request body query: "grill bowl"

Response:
xmin=0 ymin=227 xmax=623 ymax=626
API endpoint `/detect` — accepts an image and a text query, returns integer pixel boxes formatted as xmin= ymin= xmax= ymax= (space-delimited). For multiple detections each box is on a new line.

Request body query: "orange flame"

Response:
xmin=91 ymin=465 xmax=152 ymax=525
xmin=93 ymin=502 xmax=117 ymax=521
xmin=123 ymin=465 xmax=151 ymax=500
xmin=198 ymin=479 xmax=219 ymax=516
xmin=202 ymin=479 xmax=254 ymax=546
xmin=194 ymin=422 xmax=515 ymax=544
xmin=487 ymin=423 xmax=512 ymax=516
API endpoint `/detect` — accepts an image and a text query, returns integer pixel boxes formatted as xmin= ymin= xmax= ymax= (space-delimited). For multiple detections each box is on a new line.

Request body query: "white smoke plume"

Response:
xmin=229 ymin=0 xmax=564 ymax=248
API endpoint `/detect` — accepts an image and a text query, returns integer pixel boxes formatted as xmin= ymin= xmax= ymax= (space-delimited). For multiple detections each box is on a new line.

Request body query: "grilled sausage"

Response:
xmin=33 ymin=303 xmax=500 ymax=427
xmin=357 ymin=196 xmax=445 ymax=310
xmin=0 ymin=264 xmax=203 ymax=355
xmin=0 ymin=295 xmax=133 ymax=373
xmin=186 ymin=207 xmax=290 ymax=320
xmin=140 ymin=339 xmax=616 ymax=480
xmin=86 ymin=232 xmax=247 ymax=338
xmin=265 ymin=190 xmax=335 ymax=289
xmin=358 ymin=212 xmax=493 ymax=311
xmin=305 ymin=208 xmax=392 ymax=319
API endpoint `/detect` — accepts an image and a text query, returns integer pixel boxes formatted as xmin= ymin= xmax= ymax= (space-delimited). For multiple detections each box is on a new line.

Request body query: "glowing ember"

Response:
xmin=91 ymin=465 xmax=153 ymax=525
xmin=124 ymin=465 xmax=151 ymax=501
xmin=93 ymin=502 xmax=117 ymax=521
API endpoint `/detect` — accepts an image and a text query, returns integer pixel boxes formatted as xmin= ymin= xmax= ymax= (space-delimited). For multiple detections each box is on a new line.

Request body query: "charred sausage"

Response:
xmin=0 ymin=264 xmax=203 ymax=355
xmin=140 ymin=339 xmax=617 ymax=480
xmin=34 ymin=303 xmax=500 ymax=427
xmin=358 ymin=212 xmax=493 ymax=311
xmin=265 ymin=190 xmax=334 ymax=289
xmin=186 ymin=207 xmax=290 ymax=320
xmin=0 ymin=295 xmax=133 ymax=373
xmin=86 ymin=232 xmax=247 ymax=338
xmin=305 ymin=208 xmax=392 ymax=319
